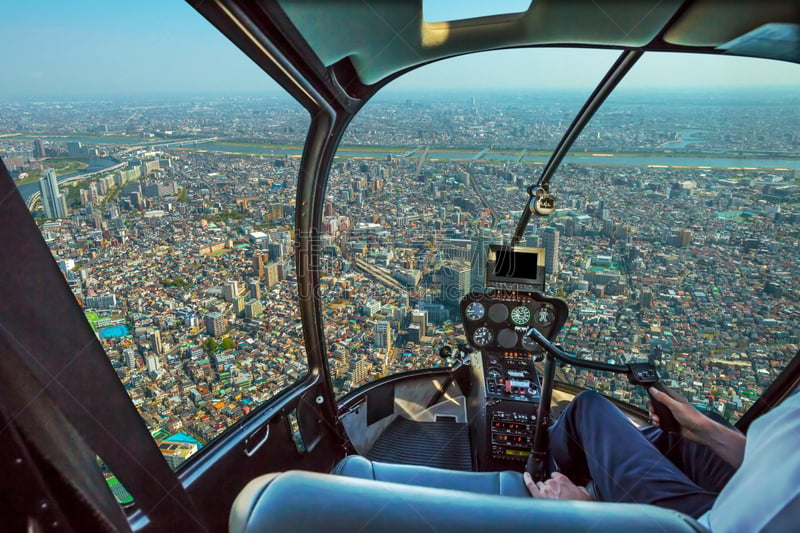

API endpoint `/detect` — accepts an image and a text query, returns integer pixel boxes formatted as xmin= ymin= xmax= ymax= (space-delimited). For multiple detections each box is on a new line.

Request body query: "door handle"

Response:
xmin=244 ymin=424 xmax=270 ymax=457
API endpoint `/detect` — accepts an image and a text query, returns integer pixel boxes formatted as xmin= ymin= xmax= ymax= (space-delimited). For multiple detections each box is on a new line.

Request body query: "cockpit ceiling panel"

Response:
xmin=664 ymin=0 xmax=800 ymax=48
xmin=276 ymin=0 xmax=684 ymax=85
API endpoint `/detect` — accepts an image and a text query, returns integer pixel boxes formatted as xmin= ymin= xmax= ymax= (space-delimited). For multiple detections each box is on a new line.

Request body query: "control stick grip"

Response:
xmin=647 ymin=382 xmax=681 ymax=433
xmin=627 ymin=363 xmax=680 ymax=433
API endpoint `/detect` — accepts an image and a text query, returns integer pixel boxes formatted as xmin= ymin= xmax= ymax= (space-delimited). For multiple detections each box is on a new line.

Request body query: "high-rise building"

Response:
xmin=38 ymin=168 xmax=68 ymax=218
xmin=411 ymin=310 xmax=428 ymax=338
xmin=440 ymin=263 xmax=471 ymax=306
xmin=679 ymin=228 xmax=693 ymax=247
xmin=351 ymin=358 xmax=368 ymax=387
xmin=204 ymin=312 xmax=227 ymax=337
xmin=247 ymin=279 xmax=260 ymax=300
xmin=253 ymin=253 xmax=266 ymax=279
xmin=146 ymin=354 xmax=160 ymax=374
xmin=470 ymin=229 xmax=503 ymax=290
xmin=150 ymin=330 xmax=163 ymax=355
xmin=233 ymin=296 xmax=246 ymax=316
xmin=641 ymin=290 xmax=653 ymax=308
xmin=33 ymin=139 xmax=46 ymax=158
xmin=66 ymin=141 xmax=84 ymax=157
xmin=222 ymin=281 xmax=239 ymax=302
xmin=374 ymin=321 xmax=392 ymax=352
xmin=268 ymin=241 xmax=285 ymax=262
xmin=540 ymin=227 xmax=560 ymax=277
xmin=265 ymin=262 xmax=280 ymax=288
xmin=245 ymin=299 xmax=263 ymax=319
xmin=123 ymin=348 xmax=137 ymax=370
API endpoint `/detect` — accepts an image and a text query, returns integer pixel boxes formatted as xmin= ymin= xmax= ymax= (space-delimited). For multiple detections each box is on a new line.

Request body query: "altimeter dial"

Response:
xmin=473 ymin=326 xmax=494 ymax=347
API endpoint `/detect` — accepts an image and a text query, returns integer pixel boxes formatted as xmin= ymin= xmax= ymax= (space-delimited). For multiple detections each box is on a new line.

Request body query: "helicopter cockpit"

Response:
xmin=1 ymin=1 xmax=799 ymax=532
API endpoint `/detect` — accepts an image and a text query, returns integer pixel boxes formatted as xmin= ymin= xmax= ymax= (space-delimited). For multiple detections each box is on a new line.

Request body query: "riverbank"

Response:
xmin=190 ymin=140 xmax=800 ymax=162
xmin=170 ymin=142 xmax=799 ymax=171
xmin=16 ymin=158 xmax=89 ymax=185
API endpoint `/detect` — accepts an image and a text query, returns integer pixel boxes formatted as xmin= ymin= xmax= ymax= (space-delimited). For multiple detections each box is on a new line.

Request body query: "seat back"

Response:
xmin=231 ymin=470 xmax=707 ymax=533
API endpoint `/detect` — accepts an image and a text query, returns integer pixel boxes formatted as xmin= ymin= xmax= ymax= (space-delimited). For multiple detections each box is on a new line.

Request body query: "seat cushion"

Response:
xmin=332 ymin=454 xmax=530 ymax=498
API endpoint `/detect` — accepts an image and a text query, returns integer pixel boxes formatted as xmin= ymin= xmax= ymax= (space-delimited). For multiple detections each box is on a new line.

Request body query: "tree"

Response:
xmin=220 ymin=336 xmax=236 ymax=351
xmin=204 ymin=338 xmax=218 ymax=354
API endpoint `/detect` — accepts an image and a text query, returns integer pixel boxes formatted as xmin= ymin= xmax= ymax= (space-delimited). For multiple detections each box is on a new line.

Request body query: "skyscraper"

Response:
xmin=374 ymin=321 xmax=393 ymax=352
xmin=265 ymin=262 xmax=280 ymax=288
xmin=253 ymin=252 xmax=266 ymax=279
xmin=247 ymin=279 xmax=260 ymax=300
xmin=33 ymin=139 xmax=46 ymax=158
xmin=38 ymin=168 xmax=68 ymax=218
xmin=150 ymin=330 xmax=163 ymax=355
xmin=540 ymin=227 xmax=560 ymax=277
xmin=204 ymin=312 xmax=227 ymax=337
xmin=470 ymin=229 xmax=503 ymax=291
xmin=440 ymin=263 xmax=471 ymax=306
xmin=222 ymin=281 xmax=239 ymax=301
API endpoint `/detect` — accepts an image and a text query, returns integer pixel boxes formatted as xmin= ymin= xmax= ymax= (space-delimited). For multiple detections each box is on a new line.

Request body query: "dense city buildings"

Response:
xmin=1 ymin=90 xmax=797 ymax=466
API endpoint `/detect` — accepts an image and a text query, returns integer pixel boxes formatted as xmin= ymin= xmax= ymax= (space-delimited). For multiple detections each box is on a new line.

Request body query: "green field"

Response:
xmin=16 ymin=159 xmax=88 ymax=185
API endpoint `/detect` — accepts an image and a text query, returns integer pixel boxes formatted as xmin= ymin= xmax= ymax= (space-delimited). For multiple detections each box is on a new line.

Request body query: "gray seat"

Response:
xmin=230 ymin=470 xmax=707 ymax=533
xmin=332 ymin=454 xmax=529 ymax=497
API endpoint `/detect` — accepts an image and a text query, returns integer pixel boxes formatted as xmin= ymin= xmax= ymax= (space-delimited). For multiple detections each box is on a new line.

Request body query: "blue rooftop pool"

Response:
xmin=99 ymin=325 xmax=130 ymax=338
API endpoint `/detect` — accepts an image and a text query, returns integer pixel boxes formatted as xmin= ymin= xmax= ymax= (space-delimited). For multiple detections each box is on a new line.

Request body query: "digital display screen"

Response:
xmin=486 ymin=245 xmax=546 ymax=290
xmin=505 ymin=449 xmax=530 ymax=457
xmin=493 ymin=248 xmax=540 ymax=279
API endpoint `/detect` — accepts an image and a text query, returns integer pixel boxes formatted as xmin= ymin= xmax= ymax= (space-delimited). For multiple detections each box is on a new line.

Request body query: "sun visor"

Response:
xmin=717 ymin=23 xmax=800 ymax=64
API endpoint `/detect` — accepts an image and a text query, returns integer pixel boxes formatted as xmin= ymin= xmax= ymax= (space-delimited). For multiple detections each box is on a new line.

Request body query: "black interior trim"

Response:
xmin=0 ymin=159 xmax=207 ymax=530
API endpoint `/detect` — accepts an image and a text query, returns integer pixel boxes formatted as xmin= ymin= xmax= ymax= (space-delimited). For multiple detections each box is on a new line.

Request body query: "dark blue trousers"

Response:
xmin=548 ymin=391 xmax=736 ymax=518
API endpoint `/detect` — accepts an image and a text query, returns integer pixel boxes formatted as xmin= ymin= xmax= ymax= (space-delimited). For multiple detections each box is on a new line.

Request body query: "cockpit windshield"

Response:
xmin=325 ymin=49 xmax=799 ymax=421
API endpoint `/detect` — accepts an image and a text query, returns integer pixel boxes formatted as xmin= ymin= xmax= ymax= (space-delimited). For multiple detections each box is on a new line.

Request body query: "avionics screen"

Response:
xmin=486 ymin=245 xmax=546 ymax=290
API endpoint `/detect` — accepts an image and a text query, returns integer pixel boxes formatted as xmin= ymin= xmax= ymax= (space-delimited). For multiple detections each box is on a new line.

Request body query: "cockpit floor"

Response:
xmin=366 ymin=417 xmax=472 ymax=471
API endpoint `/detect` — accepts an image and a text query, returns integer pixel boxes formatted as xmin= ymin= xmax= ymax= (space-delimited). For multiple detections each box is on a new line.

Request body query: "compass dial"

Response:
xmin=510 ymin=305 xmax=531 ymax=326
xmin=464 ymin=301 xmax=485 ymax=321
xmin=473 ymin=326 xmax=494 ymax=347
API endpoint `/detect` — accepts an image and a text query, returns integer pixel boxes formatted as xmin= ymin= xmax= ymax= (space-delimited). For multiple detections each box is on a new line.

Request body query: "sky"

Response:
xmin=1 ymin=1 xmax=798 ymax=98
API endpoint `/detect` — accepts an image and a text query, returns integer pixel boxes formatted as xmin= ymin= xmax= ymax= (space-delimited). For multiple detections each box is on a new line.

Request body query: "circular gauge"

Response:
xmin=473 ymin=326 xmax=494 ymax=347
xmin=487 ymin=368 xmax=502 ymax=381
xmin=510 ymin=305 xmax=531 ymax=326
xmin=522 ymin=331 xmax=542 ymax=352
xmin=533 ymin=305 xmax=555 ymax=327
xmin=497 ymin=328 xmax=518 ymax=349
xmin=464 ymin=301 xmax=485 ymax=321
xmin=488 ymin=303 xmax=509 ymax=323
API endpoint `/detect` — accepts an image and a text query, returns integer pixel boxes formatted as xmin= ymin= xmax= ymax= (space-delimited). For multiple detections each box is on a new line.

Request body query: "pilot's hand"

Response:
xmin=524 ymin=472 xmax=593 ymax=501
xmin=649 ymin=386 xmax=707 ymax=443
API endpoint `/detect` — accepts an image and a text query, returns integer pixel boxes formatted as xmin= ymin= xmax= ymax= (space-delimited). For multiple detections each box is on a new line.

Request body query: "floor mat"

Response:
xmin=366 ymin=417 xmax=472 ymax=471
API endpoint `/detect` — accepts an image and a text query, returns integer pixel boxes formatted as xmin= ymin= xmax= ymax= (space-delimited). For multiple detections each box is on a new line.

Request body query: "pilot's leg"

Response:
xmin=641 ymin=413 xmax=736 ymax=493
xmin=548 ymin=390 xmax=717 ymax=518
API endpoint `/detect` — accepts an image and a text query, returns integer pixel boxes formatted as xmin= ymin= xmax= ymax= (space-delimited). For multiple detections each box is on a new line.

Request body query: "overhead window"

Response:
xmin=423 ymin=0 xmax=532 ymax=22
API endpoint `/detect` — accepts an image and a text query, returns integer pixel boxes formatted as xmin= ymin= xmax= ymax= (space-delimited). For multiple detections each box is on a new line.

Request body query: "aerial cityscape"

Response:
xmin=1 ymin=89 xmax=798 ymax=468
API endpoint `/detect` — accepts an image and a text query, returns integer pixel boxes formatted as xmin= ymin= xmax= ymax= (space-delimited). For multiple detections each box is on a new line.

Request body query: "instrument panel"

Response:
xmin=462 ymin=290 xmax=567 ymax=466
xmin=460 ymin=290 xmax=567 ymax=354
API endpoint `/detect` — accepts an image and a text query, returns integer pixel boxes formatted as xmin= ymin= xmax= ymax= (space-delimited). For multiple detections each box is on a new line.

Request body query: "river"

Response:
xmin=16 ymin=157 xmax=120 ymax=200
xmin=15 ymin=144 xmax=797 ymax=203
xmin=188 ymin=143 xmax=797 ymax=170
